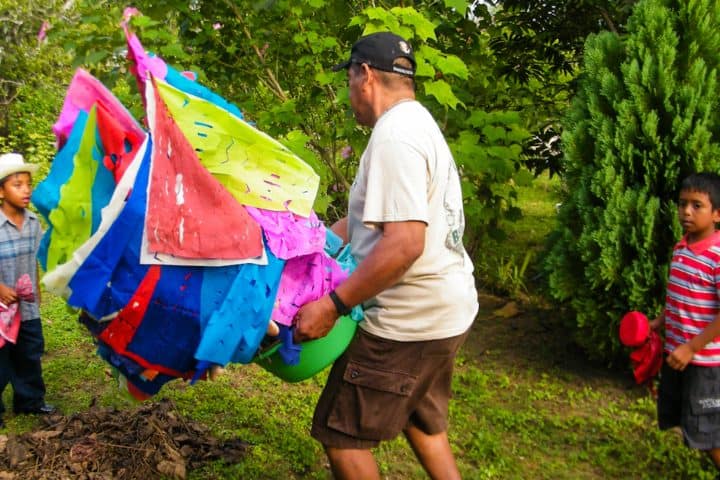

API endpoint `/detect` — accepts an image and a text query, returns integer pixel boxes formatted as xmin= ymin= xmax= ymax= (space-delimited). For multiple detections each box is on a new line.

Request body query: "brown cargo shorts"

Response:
xmin=311 ymin=327 xmax=470 ymax=449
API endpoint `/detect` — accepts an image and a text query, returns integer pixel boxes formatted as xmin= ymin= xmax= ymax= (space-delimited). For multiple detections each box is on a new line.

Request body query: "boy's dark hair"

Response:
xmin=680 ymin=172 xmax=720 ymax=209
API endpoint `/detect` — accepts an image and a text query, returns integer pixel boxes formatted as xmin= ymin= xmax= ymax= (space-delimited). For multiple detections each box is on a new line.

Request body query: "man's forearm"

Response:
xmin=332 ymin=221 xmax=425 ymax=310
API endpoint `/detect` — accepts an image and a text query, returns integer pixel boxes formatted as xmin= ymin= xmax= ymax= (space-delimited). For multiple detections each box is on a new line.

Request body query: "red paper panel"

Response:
xmin=146 ymin=80 xmax=263 ymax=260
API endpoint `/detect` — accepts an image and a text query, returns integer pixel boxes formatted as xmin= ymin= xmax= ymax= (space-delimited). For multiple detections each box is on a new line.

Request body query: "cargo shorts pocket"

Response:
xmin=327 ymin=361 xmax=418 ymax=441
xmin=687 ymin=366 xmax=720 ymax=433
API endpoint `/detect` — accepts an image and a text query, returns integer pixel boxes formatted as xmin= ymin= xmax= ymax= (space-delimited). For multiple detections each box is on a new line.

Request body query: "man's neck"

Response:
xmin=371 ymin=91 xmax=416 ymax=126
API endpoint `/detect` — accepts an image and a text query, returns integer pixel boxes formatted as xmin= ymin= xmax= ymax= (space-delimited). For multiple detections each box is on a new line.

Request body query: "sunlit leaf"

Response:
xmin=423 ymin=79 xmax=464 ymax=110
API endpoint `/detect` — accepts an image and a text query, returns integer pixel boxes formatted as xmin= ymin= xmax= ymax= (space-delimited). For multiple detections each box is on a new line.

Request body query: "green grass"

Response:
xmin=474 ymin=172 xmax=563 ymax=298
xmin=505 ymin=172 xmax=562 ymax=256
xmin=2 ymin=174 xmax=717 ymax=478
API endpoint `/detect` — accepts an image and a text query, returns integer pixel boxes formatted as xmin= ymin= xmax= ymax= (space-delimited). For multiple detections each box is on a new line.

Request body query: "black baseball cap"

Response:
xmin=332 ymin=32 xmax=416 ymax=77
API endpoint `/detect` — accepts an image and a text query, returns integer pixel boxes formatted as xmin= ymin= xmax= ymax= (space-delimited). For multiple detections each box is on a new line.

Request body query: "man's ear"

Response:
xmin=359 ymin=63 xmax=375 ymax=83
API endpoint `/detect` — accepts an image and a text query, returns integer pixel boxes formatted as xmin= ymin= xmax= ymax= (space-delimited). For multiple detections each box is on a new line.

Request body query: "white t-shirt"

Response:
xmin=348 ymin=100 xmax=478 ymax=341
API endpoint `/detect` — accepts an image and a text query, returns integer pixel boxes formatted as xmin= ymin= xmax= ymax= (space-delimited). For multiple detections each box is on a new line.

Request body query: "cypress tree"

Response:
xmin=545 ymin=0 xmax=720 ymax=362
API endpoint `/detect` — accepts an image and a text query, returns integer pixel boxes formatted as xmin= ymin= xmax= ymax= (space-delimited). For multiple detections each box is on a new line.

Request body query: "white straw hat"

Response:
xmin=0 ymin=153 xmax=39 ymax=180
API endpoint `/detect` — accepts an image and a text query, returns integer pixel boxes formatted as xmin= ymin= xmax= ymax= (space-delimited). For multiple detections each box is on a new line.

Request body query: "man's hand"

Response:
xmin=667 ymin=343 xmax=694 ymax=371
xmin=293 ymin=295 xmax=338 ymax=343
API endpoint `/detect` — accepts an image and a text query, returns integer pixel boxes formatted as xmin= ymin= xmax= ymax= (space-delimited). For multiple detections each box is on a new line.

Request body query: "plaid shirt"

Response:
xmin=0 ymin=209 xmax=42 ymax=321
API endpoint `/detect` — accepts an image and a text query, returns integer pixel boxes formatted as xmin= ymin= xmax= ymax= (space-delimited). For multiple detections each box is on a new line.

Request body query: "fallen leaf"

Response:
xmin=209 ymin=365 xmax=225 ymax=381
xmin=30 ymin=430 xmax=63 ymax=440
xmin=493 ymin=301 xmax=521 ymax=318
xmin=6 ymin=438 xmax=30 ymax=467
xmin=157 ymin=459 xmax=186 ymax=479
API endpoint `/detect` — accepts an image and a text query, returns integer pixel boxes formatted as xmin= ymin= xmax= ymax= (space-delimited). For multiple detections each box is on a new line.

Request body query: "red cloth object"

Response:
xmin=619 ymin=311 xmax=650 ymax=347
xmin=96 ymin=101 xmax=144 ymax=183
xmin=126 ymin=380 xmax=152 ymax=401
xmin=98 ymin=265 xmax=160 ymax=355
xmin=96 ymin=266 xmax=193 ymax=379
xmin=0 ymin=274 xmax=36 ymax=348
xmin=145 ymin=78 xmax=263 ymax=260
xmin=619 ymin=311 xmax=663 ymax=384
xmin=53 ymin=69 xmax=143 ymax=150
xmin=629 ymin=330 xmax=663 ymax=385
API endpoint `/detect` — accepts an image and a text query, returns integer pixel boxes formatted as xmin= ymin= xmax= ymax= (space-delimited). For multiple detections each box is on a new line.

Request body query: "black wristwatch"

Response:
xmin=328 ymin=290 xmax=352 ymax=316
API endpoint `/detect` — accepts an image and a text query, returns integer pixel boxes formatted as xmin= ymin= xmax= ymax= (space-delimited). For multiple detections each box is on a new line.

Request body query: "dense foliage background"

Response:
xmin=8 ymin=3 xmax=720 ymax=477
xmin=15 ymin=0 xmax=720 ymax=365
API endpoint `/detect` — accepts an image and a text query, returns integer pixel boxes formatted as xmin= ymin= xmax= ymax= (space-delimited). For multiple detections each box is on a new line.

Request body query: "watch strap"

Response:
xmin=328 ymin=290 xmax=352 ymax=316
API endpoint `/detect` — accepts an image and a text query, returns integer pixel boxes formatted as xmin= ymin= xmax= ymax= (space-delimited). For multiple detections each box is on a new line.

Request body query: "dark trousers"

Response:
xmin=0 ymin=318 xmax=46 ymax=415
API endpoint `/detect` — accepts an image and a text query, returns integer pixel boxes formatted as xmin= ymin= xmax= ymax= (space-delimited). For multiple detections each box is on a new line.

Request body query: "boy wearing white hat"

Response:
xmin=0 ymin=152 xmax=55 ymax=429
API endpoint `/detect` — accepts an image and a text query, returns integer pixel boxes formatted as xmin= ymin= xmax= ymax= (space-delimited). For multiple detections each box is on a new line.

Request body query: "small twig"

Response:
xmin=97 ymin=441 xmax=154 ymax=452
xmin=221 ymin=0 xmax=288 ymax=101
xmin=598 ymin=7 xmax=618 ymax=34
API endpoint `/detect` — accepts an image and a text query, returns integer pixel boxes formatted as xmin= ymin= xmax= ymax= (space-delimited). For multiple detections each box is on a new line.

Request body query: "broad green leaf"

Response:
xmin=81 ymin=15 xmax=102 ymax=23
xmin=437 ymin=55 xmax=469 ymax=80
xmin=297 ymin=54 xmax=316 ymax=67
xmin=467 ymin=110 xmax=490 ymax=127
xmin=423 ymin=79 xmax=464 ymax=110
xmin=418 ymin=45 xmax=442 ymax=64
xmin=315 ymin=70 xmax=335 ymax=86
xmin=364 ymin=19 xmax=403 ymax=36
xmin=506 ymin=126 xmax=531 ymax=143
xmin=513 ymin=168 xmax=535 ymax=187
xmin=365 ymin=7 xmax=390 ymax=22
xmin=486 ymin=145 xmax=512 ymax=160
xmin=281 ymin=130 xmax=324 ymax=176
xmin=488 ymin=111 xmax=521 ymax=124
xmin=481 ymin=125 xmax=507 ymax=142
xmin=130 ymin=16 xmax=158 ymax=28
xmin=159 ymin=43 xmax=187 ymax=60
xmin=322 ymin=37 xmax=338 ymax=49
xmin=84 ymin=50 xmax=107 ymax=64
xmin=414 ymin=58 xmax=435 ymax=78
xmin=391 ymin=7 xmax=437 ymax=41
xmin=443 ymin=0 xmax=468 ymax=15
xmin=508 ymin=144 xmax=523 ymax=157
xmin=141 ymin=29 xmax=158 ymax=40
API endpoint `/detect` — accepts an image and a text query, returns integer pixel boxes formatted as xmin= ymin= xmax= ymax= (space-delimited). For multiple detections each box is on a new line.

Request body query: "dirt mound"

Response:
xmin=0 ymin=398 xmax=248 ymax=480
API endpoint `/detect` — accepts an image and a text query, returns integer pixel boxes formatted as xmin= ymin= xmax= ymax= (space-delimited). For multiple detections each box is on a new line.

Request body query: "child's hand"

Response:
xmin=667 ymin=343 xmax=694 ymax=371
xmin=0 ymin=283 xmax=18 ymax=306
xmin=649 ymin=313 xmax=664 ymax=331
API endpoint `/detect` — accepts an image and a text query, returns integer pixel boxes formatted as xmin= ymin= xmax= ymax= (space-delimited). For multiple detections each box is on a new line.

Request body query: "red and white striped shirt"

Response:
xmin=664 ymin=230 xmax=720 ymax=366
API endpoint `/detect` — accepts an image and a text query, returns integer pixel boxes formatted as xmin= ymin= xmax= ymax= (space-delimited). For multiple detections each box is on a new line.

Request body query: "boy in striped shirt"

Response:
xmin=652 ymin=172 xmax=720 ymax=474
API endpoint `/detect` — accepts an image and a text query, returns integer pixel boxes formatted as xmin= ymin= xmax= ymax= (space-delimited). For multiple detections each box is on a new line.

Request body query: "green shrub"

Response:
xmin=545 ymin=0 xmax=720 ymax=362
